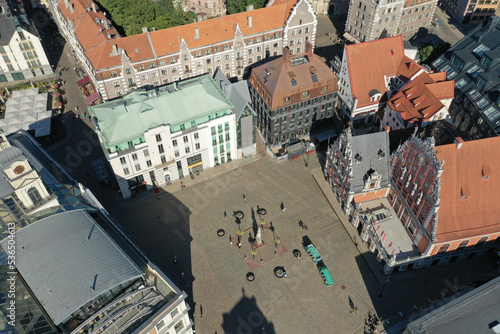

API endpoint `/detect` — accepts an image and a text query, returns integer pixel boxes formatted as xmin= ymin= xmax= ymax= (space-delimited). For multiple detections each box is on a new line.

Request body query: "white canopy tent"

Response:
xmin=0 ymin=88 xmax=52 ymax=137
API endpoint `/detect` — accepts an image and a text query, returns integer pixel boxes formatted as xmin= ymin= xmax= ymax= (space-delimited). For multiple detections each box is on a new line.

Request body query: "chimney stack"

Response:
xmin=246 ymin=4 xmax=254 ymax=11
xmin=391 ymin=49 xmax=395 ymax=56
xmin=112 ymin=44 xmax=118 ymax=55
xmin=142 ymin=27 xmax=148 ymax=34
xmin=70 ymin=3 xmax=75 ymax=13
xmin=92 ymin=2 xmax=97 ymax=12
xmin=282 ymin=47 xmax=290 ymax=63
xmin=248 ymin=15 xmax=253 ymax=28
xmin=456 ymin=137 xmax=464 ymax=149
xmin=194 ymin=27 xmax=199 ymax=39
xmin=64 ymin=0 xmax=69 ymax=9
xmin=305 ymin=42 xmax=313 ymax=58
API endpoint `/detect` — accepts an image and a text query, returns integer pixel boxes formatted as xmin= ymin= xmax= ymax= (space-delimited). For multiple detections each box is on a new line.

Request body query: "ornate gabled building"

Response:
xmin=342 ymin=130 xmax=500 ymax=273
xmin=337 ymin=35 xmax=427 ymax=125
xmin=381 ymin=71 xmax=455 ymax=130
xmin=325 ymin=127 xmax=391 ymax=217
xmin=49 ymin=0 xmax=317 ymax=101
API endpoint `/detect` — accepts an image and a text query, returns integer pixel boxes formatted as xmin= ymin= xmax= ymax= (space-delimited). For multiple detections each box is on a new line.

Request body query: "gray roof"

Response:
xmin=0 ymin=210 xmax=143 ymax=325
xmin=214 ymin=69 xmax=254 ymax=120
xmin=0 ymin=12 xmax=15 ymax=45
xmin=350 ymin=130 xmax=391 ymax=193
xmin=431 ymin=16 xmax=500 ymax=135
xmin=406 ymin=276 xmax=500 ymax=334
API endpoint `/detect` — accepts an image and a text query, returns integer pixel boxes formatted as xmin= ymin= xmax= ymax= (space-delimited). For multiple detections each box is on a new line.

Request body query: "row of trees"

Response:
xmin=96 ymin=0 xmax=197 ymax=36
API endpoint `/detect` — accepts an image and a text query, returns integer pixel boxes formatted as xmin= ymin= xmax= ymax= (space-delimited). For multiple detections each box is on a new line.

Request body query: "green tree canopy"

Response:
xmin=96 ymin=0 xmax=197 ymax=36
xmin=227 ymin=0 xmax=267 ymax=14
xmin=418 ymin=42 xmax=451 ymax=66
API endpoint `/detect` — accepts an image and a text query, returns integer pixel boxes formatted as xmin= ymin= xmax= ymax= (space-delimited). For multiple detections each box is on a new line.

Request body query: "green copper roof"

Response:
xmin=89 ymin=75 xmax=234 ymax=148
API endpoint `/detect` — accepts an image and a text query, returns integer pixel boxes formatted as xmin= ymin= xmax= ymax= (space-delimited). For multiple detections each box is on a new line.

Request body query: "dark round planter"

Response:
xmin=246 ymin=272 xmax=255 ymax=281
xmin=274 ymin=266 xmax=285 ymax=278
xmin=258 ymin=208 xmax=267 ymax=216
xmin=293 ymin=249 xmax=302 ymax=259
xmin=217 ymin=229 xmax=225 ymax=237
xmin=235 ymin=211 xmax=244 ymax=219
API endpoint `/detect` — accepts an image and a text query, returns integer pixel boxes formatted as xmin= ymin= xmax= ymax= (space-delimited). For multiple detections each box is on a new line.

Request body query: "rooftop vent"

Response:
xmin=377 ymin=149 xmax=385 ymax=160
xmin=461 ymin=185 xmax=470 ymax=200
xmin=355 ymin=153 xmax=362 ymax=163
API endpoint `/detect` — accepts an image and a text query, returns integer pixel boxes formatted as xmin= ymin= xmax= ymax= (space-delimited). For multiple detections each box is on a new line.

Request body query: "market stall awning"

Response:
xmin=86 ymin=92 xmax=99 ymax=104
xmin=77 ymin=76 xmax=90 ymax=87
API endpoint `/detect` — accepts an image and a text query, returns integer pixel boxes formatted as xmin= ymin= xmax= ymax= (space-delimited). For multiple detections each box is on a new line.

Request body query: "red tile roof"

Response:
xmin=345 ymin=35 xmax=423 ymax=108
xmin=387 ymin=72 xmax=454 ymax=123
xmin=58 ymin=0 xmax=299 ymax=71
xmin=57 ymin=0 xmax=120 ymax=52
xmin=435 ymin=137 xmax=500 ymax=242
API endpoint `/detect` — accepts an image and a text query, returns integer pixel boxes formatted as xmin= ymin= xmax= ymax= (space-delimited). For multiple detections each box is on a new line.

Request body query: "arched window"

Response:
xmin=475 ymin=237 xmax=488 ymax=247
xmin=456 ymin=240 xmax=469 ymax=250
xmin=27 ymin=187 xmax=42 ymax=204
xmin=437 ymin=244 xmax=450 ymax=254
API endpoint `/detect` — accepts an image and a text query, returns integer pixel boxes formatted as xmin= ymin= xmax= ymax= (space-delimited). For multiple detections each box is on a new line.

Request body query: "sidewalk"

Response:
xmin=117 ymin=153 xmax=261 ymax=207
xmin=311 ymin=167 xmax=386 ymax=284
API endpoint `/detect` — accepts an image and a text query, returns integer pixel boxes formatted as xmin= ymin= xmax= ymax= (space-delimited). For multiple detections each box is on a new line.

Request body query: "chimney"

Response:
xmin=112 ymin=44 xmax=118 ymax=55
xmin=92 ymin=2 xmax=97 ymax=12
xmin=194 ymin=27 xmax=199 ymax=39
xmin=248 ymin=15 xmax=253 ymax=28
xmin=384 ymin=126 xmax=390 ymax=133
xmin=456 ymin=137 xmax=464 ymax=149
xmin=64 ymin=0 xmax=69 ymax=9
xmin=70 ymin=3 xmax=74 ymax=13
xmin=305 ymin=42 xmax=313 ymax=58
xmin=282 ymin=46 xmax=290 ymax=63
xmin=142 ymin=27 xmax=148 ymax=34
xmin=409 ymin=61 xmax=415 ymax=70
xmin=391 ymin=49 xmax=395 ymax=56
xmin=246 ymin=4 xmax=254 ymax=11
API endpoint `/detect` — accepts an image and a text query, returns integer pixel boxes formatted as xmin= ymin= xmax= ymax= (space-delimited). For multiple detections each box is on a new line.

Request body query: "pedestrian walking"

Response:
xmin=230 ymin=240 xmax=233 ymax=247
xmin=173 ymin=255 xmax=177 ymax=264
xmin=224 ymin=210 xmax=227 ymax=221
xmin=181 ymin=271 xmax=185 ymax=278
xmin=180 ymin=181 xmax=185 ymax=190
xmin=280 ymin=202 xmax=286 ymax=213
xmin=243 ymin=194 xmax=246 ymax=202
xmin=200 ymin=305 xmax=203 ymax=319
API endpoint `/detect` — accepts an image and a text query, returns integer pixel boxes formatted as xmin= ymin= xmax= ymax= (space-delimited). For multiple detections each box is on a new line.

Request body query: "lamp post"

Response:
xmin=378 ymin=274 xmax=391 ymax=297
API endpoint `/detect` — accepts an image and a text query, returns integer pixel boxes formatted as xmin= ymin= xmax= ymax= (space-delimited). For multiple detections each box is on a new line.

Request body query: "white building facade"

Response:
xmin=89 ymin=75 xmax=237 ymax=199
xmin=0 ymin=0 xmax=52 ymax=83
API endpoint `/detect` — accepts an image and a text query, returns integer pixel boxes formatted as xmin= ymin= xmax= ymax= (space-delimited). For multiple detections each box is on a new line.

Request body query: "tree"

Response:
xmin=418 ymin=45 xmax=434 ymax=64
xmin=96 ymin=0 xmax=196 ymax=36
xmin=227 ymin=0 xmax=268 ymax=14
xmin=418 ymin=42 xmax=451 ymax=66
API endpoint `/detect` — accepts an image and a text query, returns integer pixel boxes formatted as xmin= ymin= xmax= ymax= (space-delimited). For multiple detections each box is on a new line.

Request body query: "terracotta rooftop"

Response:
xmin=58 ymin=0 xmax=300 ymax=71
xmin=251 ymin=44 xmax=338 ymax=109
xmin=58 ymin=0 xmax=120 ymax=53
xmin=345 ymin=35 xmax=423 ymax=108
xmin=388 ymin=72 xmax=454 ymax=123
xmin=435 ymin=136 xmax=500 ymax=242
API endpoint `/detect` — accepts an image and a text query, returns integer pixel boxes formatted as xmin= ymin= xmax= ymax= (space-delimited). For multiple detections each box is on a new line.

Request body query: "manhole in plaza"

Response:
xmin=341 ymin=285 xmax=346 ymax=290
xmin=217 ymin=229 xmax=226 ymax=237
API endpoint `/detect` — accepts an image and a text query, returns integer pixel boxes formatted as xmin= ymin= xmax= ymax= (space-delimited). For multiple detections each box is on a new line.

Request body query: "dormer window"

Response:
xmin=461 ymin=185 xmax=470 ymax=200
xmin=482 ymin=165 xmax=490 ymax=180
xmin=354 ymin=153 xmax=362 ymax=163
xmin=480 ymin=54 xmax=492 ymax=70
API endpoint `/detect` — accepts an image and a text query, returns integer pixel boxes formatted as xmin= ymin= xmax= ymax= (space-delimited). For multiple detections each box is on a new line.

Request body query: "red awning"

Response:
xmin=77 ymin=76 xmax=90 ymax=87
xmin=86 ymin=92 xmax=99 ymax=103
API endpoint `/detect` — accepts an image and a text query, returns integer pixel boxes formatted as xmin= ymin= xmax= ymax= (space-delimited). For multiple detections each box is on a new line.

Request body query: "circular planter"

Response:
xmin=235 ymin=211 xmax=244 ymax=219
xmin=246 ymin=272 xmax=255 ymax=282
xmin=274 ymin=266 xmax=285 ymax=278
xmin=217 ymin=229 xmax=225 ymax=237
xmin=293 ymin=249 xmax=302 ymax=259
xmin=258 ymin=208 xmax=267 ymax=216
